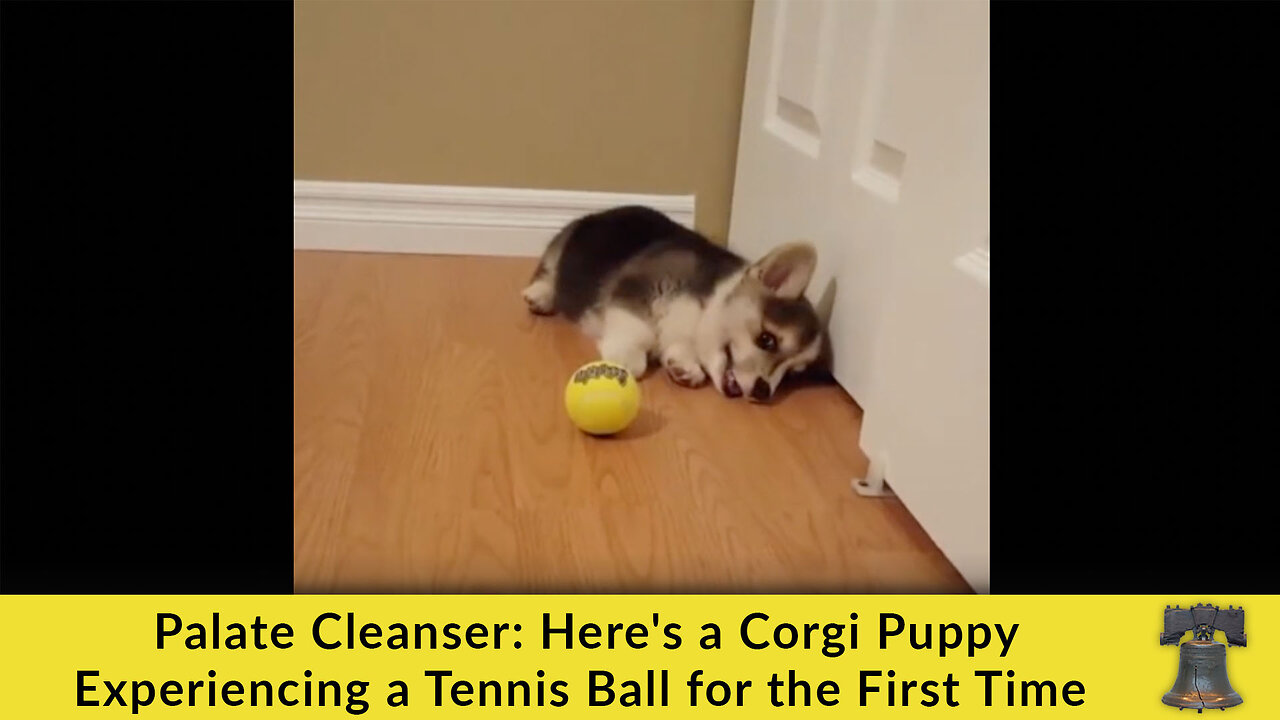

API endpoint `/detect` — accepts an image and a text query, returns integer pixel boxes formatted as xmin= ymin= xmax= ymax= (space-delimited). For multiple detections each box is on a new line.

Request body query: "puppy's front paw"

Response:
xmin=600 ymin=349 xmax=649 ymax=380
xmin=521 ymin=279 xmax=555 ymax=315
xmin=662 ymin=352 xmax=707 ymax=388
xmin=622 ymin=355 xmax=650 ymax=380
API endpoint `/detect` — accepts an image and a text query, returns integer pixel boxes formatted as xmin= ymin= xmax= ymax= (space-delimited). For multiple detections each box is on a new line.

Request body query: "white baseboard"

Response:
xmin=293 ymin=180 xmax=696 ymax=257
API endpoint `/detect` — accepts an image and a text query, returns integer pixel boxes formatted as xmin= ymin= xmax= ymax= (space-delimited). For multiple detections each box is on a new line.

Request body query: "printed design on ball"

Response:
xmin=573 ymin=363 xmax=630 ymax=387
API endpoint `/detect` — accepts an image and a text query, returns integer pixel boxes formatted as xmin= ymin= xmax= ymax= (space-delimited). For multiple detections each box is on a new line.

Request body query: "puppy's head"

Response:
xmin=715 ymin=242 xmax=824 ymax=403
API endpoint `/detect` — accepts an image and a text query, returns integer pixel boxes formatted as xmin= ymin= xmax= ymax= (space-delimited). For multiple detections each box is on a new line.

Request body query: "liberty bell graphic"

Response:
xmin=1160 ymin=603 xmax=1245 ymax=712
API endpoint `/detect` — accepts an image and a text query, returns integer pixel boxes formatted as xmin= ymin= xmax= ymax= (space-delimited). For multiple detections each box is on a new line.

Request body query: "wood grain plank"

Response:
xmin=294 ymin=250 xmax=970 ymax=593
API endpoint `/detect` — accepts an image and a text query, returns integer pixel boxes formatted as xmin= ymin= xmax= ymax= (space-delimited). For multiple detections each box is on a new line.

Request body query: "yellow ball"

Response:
xmin=564 ymin=361 xmax=641 ymax=436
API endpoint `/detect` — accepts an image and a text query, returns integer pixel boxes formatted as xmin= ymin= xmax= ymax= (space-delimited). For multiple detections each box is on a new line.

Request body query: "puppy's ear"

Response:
xmin=749 ymin=242 xmax=817 ymax=299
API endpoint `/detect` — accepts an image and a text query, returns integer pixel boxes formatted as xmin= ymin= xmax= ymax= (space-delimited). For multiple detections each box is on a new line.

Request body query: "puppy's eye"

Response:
xmin=755 ymin=331 xmax=777 ymax=352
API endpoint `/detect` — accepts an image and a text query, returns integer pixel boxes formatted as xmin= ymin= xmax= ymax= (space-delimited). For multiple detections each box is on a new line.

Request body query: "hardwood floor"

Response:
xmin=294 ymin=251 xmax=970 ymax=593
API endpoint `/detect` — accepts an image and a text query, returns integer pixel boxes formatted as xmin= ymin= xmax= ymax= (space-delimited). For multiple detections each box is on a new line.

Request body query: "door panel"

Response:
xmin=729 ymin=0 xmax=990 ymax=590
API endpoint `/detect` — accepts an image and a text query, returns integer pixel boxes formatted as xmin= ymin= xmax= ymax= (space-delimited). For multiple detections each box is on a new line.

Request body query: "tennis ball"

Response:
xmin=564 ymin=361 xmax=641 ymax=436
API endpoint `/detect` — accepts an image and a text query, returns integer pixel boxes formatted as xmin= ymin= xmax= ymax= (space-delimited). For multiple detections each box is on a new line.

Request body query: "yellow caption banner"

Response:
xmin=0 ymin=595 xmax=1274 ymax=717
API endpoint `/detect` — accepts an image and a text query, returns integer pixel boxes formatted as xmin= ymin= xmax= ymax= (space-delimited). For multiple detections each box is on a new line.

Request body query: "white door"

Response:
xmin=729 ymin=0 xmax=990 ymax=590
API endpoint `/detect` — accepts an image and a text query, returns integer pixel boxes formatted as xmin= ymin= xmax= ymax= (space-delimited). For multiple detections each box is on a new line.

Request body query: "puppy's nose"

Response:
xmin=749 ymin=378 xmax=772 ymax=402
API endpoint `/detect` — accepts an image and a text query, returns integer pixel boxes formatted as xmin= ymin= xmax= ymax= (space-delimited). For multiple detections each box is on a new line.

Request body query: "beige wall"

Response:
xmin=294 ymin=0 xmax=754 ymax=241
